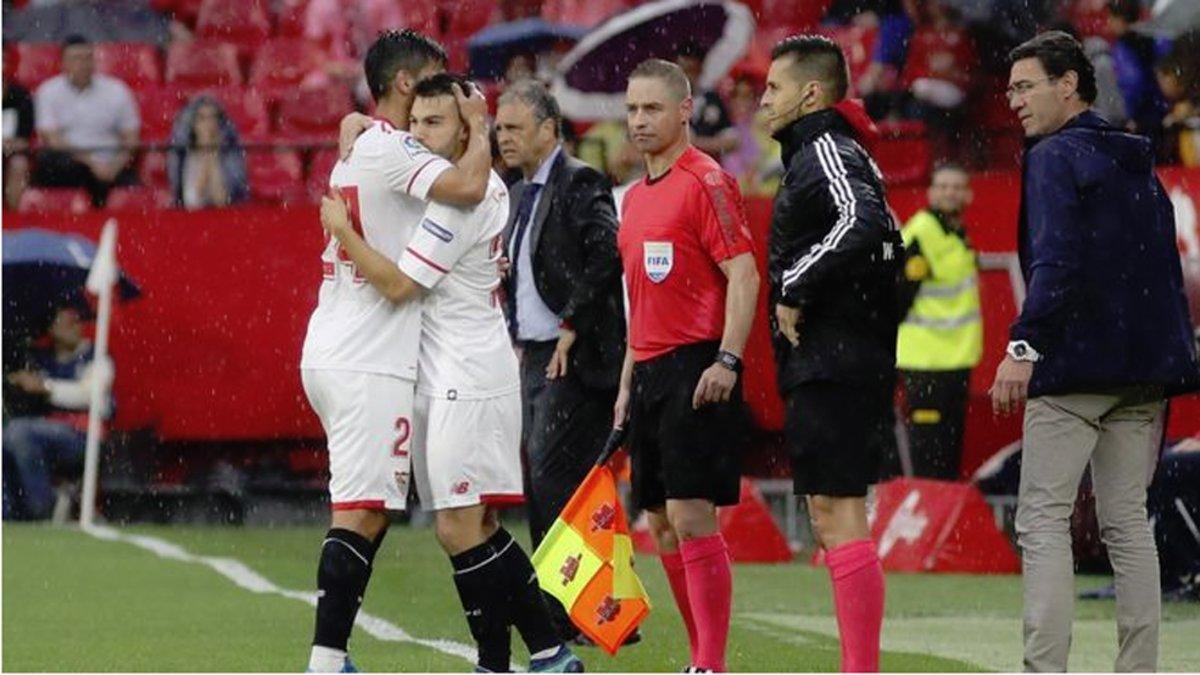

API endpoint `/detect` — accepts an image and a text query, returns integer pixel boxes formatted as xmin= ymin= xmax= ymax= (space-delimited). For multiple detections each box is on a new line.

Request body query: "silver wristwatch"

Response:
xmin=1006 ymin=340 xmax=1042 ymax=363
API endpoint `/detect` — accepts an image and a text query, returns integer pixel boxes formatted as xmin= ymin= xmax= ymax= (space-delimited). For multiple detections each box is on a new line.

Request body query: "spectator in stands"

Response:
xmin=1107 ymin=0 xmax=1165 ymax=137
xmin=2 ymin=306 xmax=113 ymax=521
xmin=675 ymin=40 xmax=739 ymax=158
xmin=32 ymin=35 xmax=140 ymax=207
xmin=3 ymin=42 xmax=35 ymax=211
xmin=167 ymin=95 xmax=248 ymax=210
xmin=1155 ymin=31 xmax=1200 ymax=165
xmin=901 ymin=0 xmax=978 ymax=162
xmin=721 ymin=75 xmax=782 ymax=197
xmin=851 ymin=0 xmax=914 ymax=119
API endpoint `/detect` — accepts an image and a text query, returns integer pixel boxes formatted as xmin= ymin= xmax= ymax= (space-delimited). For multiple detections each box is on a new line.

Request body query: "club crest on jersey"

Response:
xmin=421 ymin=218 xmax=454 ymax=243
xmin=643 ymin=241 xmax=673 ymax=283
xmin=402 ymin=135 xmax=431 ymax=158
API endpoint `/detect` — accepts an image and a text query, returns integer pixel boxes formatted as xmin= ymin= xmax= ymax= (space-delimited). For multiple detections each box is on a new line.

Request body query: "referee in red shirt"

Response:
xmin=614 ymin=59 xmax=760 ymax=673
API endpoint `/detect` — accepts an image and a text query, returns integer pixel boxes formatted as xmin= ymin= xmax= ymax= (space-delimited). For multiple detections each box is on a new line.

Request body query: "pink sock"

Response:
xmin=660 ymin=551 xmax=699 ymax=661
xmin=825 ymin=539 xmax=885 ymax=673
xmin=680 ymin=533 xmax=733 ymax=672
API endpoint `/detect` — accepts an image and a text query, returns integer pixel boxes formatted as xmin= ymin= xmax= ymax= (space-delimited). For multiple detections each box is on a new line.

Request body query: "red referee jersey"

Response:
xmin=619 ymin=146 xmax=755 ymax=361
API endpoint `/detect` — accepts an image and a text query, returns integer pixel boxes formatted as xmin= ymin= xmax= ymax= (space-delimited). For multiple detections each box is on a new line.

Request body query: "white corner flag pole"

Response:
xmin=80 ymin=219 xmax=119 ymax=529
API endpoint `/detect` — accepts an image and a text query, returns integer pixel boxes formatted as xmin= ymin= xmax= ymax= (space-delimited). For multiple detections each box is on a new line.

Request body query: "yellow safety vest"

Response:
xmin=896 ymin=209 xmax=983 ymax=371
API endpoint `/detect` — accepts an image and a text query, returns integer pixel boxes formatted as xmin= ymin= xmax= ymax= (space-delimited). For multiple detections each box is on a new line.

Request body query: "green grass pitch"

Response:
xmin=4 ymin=523 xmax=1198 ymax=671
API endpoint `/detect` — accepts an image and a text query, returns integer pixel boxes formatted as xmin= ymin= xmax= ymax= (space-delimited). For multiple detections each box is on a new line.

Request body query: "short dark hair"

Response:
xmin=1009 ymin=30 xmax=1098 ymax=104
xmin=497 ymin=78 xmax=563 ymax=138
xmin=413 ymin=72 xmax=472 ymax=100
xmin=770 ymin=34 xmax=849 ymax=102
xmin=1107 ymin=0 xmax=1140 ymax=24
xmin=364 ymin=29 xmax=448 ymax=103
xmin=62 ymin=34 xmax=90 ymax=49
xmin=629 ymin=58 xmax=691 ymax=101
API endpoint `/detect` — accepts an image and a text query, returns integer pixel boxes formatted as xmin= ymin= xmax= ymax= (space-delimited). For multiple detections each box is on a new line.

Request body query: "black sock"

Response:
xmin=451 ymin=540 xmax=511 ymax=672
xmin=490 ymin=528 xmax=563 ymax=655
xmin=313 ymin=528 xmax=378 ymax=651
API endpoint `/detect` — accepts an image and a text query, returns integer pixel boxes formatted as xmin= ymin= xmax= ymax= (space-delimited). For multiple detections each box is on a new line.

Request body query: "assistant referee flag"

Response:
xmin=531 ymin=429 xmax=651 ymax=655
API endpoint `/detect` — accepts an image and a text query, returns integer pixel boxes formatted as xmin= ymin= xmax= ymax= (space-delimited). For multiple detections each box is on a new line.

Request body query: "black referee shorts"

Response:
xmin=786 ymin=379 xmax=896 ymax=498
xmin=627 ymin=341 xmax=745 ymax=511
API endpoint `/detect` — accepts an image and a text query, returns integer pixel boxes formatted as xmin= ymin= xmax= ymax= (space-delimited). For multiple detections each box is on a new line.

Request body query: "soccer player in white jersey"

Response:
xmin=320 ymin=74 xmax=584 ymax=674
xmin=298 ymin=31 xmax=494 ymax=673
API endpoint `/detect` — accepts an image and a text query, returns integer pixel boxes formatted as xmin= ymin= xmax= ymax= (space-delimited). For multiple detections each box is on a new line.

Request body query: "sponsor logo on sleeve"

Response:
xmin=421 ymin=218 xmax=455 ymax=243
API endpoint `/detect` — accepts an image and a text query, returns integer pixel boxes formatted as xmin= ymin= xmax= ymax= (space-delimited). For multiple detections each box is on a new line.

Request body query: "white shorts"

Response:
xmin=301 ymin=368 xmax=415 ymax=512
xmin=412 ymin=391 xmax=524 ymax=511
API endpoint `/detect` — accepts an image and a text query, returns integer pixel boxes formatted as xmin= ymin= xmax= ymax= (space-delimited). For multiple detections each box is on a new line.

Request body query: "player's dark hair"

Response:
xmin=496 ymin=78 xmax=563 ymax=138
xmin=62 ymin=34 xmax=90 ymax=48
xmin=629 ymin=58 xmax=691 ymax=101
xmin=1009 ymin=30 xmax=1097 ymax=104
xmin=364 ymin=29 xmax=448 ymax=103
xmin=770 ymin=34 xmax=849 ymax=102
xmin=413 ymin=72 xmax=472 ymax=100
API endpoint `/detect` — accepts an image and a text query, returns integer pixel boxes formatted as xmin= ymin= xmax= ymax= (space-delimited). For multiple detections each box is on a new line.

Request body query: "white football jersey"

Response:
xmin=399 ymin=171 xmax=519 ymax=399
xmin=301 ymin=121 xmax=452 ymax=380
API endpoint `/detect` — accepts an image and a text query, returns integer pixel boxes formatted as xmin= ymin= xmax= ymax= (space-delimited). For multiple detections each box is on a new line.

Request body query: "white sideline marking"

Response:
xmin=81 ymin=524 xmax=482 ymax=666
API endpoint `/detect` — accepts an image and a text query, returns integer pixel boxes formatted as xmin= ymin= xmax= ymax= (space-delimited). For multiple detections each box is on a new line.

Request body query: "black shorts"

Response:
xmin=785 ymin=379 xmax=895 ymax=497
xmin=627 ymin=341 xmax=745 ymax=511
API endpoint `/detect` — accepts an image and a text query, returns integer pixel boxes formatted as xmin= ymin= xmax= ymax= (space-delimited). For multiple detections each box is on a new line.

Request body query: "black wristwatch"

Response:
xmin=714 ymin=350 xmax=743 ymax=374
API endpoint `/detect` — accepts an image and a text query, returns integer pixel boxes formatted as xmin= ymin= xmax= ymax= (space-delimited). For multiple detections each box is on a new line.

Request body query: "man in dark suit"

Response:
xmin=494 ymin=79 xmax=626 ymax=641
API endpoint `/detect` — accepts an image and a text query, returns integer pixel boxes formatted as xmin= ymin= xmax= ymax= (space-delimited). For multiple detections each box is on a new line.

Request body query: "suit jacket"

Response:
xmin=503 ymin=151 xmax=626 ymax=391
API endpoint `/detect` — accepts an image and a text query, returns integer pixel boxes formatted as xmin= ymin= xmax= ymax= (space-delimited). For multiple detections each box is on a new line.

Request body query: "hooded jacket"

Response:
xmin=1013 ymin=110 xmax=1199 ymax=397
xmin=768 ymin=101 xmax=904 ymax=391
xmin=167 ymin=95 xmax=249 ymax=208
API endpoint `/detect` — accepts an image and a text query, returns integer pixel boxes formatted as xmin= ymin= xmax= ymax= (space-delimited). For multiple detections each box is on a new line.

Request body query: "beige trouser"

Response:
xmin=1017 ymin=390 xmax=1164 ymax=673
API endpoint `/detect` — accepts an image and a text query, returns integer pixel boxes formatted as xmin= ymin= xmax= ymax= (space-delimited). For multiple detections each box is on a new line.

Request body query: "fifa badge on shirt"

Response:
xmin=644 ymin=241 xmax=674 ymax=283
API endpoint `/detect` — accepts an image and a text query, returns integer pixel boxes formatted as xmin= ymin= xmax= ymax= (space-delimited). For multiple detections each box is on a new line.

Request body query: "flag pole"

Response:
xmin=80 ymin=219 xmax=118 ymax=529
xmin=595 ymin=426 xmax=627 ymax=467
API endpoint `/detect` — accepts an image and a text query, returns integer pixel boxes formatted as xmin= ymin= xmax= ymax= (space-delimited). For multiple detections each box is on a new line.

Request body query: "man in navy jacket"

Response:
xmin=990 ymin=30 xmax=1200 ymax=673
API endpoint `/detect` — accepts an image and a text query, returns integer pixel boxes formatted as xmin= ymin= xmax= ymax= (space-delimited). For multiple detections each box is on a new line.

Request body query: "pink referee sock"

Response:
xmin=825 ymin=539 xmax=885 ymax=673
xmin=680 ymin=533 xmax=733 ymax=672
xmin=660 ymin=551 xmax=699 ymax=661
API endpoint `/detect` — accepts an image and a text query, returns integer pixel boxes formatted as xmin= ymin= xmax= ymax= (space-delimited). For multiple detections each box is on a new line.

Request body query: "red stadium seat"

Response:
xmin=151 ymin=0 xmax=206 ymax=28
xmin=305 ymin=148 xmax=339 ymax=203
xmin=135 ymin=86 xmax=189 ymax=143
xmin=166 ymin=41 xmax=243 ymax=87
xmin=874 ymin=120 xmax=931 ymax=187
xmin=195 ymin=0 xmax=272 ymax=60
xmin=139 ymin=149 xmax=169 ymax=189
xmin=249 ymin=38 xmax=323 ymax=93
xmin=104 ymin=186 xmax=173 ymax=212
xmin=247 ymin=149 xmax=306 ymax=204
xmin=273 ymin=0 xmax=309 ymax=37
xmin=94 ymin=42 xmax=162 ymax=88
xmin=14 ymin=43 xmax=61 ymax=90
xmin=18 ymin=188 xmax=92 ymax=214
xmin=443 ymin=0 xmax=495 ymax=40
xmin=274 ymin=86 xmax=353 ymax=144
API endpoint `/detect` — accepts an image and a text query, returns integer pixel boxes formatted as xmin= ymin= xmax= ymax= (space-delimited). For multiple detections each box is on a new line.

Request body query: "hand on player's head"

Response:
xmin=320 ymin=188 xmax=352 ymax=236
xmin=453 ymin=82 xmax=488 ymax=128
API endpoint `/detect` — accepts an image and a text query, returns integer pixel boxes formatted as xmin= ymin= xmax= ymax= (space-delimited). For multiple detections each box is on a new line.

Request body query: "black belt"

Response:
xmin=518 ymin=338 xmax=558 ymax=351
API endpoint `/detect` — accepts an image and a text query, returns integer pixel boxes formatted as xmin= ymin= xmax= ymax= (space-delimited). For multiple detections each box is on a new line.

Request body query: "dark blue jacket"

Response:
xmin=1013 ymin=110 xmax=1199 ymax=398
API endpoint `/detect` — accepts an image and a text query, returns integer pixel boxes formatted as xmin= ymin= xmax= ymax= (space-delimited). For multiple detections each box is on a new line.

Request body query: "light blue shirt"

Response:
xmin=511 ymin=145 xmax=564 ymax=342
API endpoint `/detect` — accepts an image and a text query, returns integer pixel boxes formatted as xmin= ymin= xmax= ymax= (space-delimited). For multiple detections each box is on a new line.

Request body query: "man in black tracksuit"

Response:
xmin=761 ymin=34 xmax=902 ymax=672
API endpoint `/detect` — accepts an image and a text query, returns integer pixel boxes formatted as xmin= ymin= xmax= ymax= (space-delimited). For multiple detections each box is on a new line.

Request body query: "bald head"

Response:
xmin=628 ymin=58 xmax=691 ymax=103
